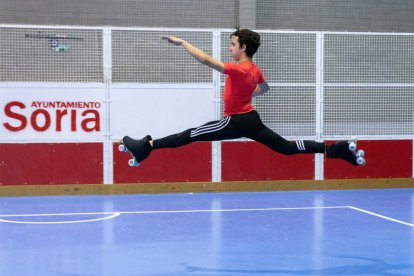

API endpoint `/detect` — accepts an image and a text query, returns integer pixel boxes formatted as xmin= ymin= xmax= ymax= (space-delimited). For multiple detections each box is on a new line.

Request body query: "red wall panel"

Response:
xmin=0 ymin=143 xmax=103 ymax=185
xmin=0 ymin=140 xmax=411 ymax=186
xmin=113 ymin=142 xmax=212 ymax=183
xmin=50 ymin=143 xmax=103 ymax=184
xmin=324 ymin=140 xmax=412 ymax=179
xmin=221 ymin=141 xmax=315 ymax=181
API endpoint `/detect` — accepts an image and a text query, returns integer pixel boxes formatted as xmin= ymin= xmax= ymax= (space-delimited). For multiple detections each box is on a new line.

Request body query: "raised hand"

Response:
xmin=161 ymin=35 xmax=184 ymax=46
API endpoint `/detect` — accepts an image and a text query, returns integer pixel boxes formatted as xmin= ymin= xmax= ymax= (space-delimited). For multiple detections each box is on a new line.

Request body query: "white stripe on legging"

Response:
xmin=296 ymin=140 xmax=306 ymax=151
xmin=190 ymin=117 xmax=231 ymax=138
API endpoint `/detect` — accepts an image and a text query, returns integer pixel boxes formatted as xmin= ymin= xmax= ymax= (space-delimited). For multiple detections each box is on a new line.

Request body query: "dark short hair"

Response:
xmin=230 ymin=28 xmax=261 ymax=57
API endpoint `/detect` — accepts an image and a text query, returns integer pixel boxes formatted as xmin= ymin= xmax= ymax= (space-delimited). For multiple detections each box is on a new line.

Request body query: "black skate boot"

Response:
xmin=119 ymin=135 xmax=153 ymax=166
xmin=326 ymin=141 xmax=359 ymax=166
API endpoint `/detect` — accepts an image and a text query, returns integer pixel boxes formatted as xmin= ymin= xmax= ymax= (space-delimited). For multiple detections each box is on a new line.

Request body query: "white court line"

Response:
xmin=0 ymin=206 xmax=348 ymax=218
xmin=1 ymin=206 xmax=413 ymax=227
xmin=0 ymin=206 xmax=348 ymax=224
xmin=349 ymin=206 xmax=414 ymax=228
xmin=0 ymin=212 xmax=121 ymax=225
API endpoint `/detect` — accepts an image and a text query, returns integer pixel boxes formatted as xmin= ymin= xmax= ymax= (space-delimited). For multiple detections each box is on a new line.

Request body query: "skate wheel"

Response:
xmin=349 ymin=141 xmax=357 ymax=151
xmin=357 ymin=156 xmax=366 ymax=166
xmin=128 ymin=158 xmax=140 ymax=167
xmin=118 ymin=144 xmax=128 ymax=152
xmin=356 ymin=149 xmax=365 ymax=158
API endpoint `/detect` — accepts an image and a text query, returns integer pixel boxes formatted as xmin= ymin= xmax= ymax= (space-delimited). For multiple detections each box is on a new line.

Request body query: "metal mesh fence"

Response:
xmin=325 ymin=34 xmax=414 ymax=83
xmin=256 ymin=33 xmax=316 ymax=83
xmin=112 ymin=30 xmax=212 ymax=83
xmin=324 ymin=33 xmax=414 ymax=137
xmin=1 ymin=26 xmax=413 ymax=138
xmin=0 ymin=27 xmax=103 ymax=82
xmin=324 ymin=87 xmax=414 ymax=136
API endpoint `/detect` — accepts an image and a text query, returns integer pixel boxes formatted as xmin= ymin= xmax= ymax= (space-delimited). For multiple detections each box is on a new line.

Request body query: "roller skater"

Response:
xmin=119 ymin=28 xmax=366 ymax=168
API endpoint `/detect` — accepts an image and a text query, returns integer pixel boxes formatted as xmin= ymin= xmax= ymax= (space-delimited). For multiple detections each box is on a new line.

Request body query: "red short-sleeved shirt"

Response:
xmin=223 ymin=61 xmax=265 ymax=116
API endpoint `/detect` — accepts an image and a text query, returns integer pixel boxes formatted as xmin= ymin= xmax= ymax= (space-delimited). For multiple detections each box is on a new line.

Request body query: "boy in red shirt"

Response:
xmin=122 ymin=29 xmax=363 ymax=166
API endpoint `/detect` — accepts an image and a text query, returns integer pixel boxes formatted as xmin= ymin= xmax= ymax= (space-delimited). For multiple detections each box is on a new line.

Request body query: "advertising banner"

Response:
xmin=0 ymin=85 xmax=105 ymax=141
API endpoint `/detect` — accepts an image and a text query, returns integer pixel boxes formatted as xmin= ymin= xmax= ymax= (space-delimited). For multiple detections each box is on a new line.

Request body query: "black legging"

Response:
xmin=153 ymin=110 xmax=325 ymax=155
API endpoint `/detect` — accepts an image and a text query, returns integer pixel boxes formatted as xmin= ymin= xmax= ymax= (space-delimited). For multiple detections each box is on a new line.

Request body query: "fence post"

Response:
xmin=103 ymin=27 xmax=113 ymax=184
xmin=315 ymin=31 xmax=325 ymax=180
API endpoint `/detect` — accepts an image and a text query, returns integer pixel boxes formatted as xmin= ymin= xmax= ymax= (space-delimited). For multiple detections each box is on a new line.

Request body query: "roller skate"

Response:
xmin=118 ymin=135 xmax=153 ymax=166
xmin=326 ymin=136 xmax=366 ymax=166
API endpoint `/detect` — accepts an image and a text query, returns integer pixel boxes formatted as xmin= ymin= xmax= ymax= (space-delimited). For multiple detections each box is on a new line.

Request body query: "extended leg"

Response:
xmin=153 ymin=116 xmax=241 ymax=149
xmin=247 ymin=126 xmax=325 ymax=155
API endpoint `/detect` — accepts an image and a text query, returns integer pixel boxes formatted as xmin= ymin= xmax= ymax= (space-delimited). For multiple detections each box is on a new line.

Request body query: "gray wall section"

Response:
xmin=1 ymin=0 xmax=414 ymax=32
xmin=0 ymin=0 xmax=239 ymax=28
xmin=256 ymin=0 xmax=414 ymax=32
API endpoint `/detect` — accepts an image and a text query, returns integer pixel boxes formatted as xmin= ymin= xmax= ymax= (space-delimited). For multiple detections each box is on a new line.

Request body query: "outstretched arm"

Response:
xmin=161 ymin=35 xmax=224 ymax=73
